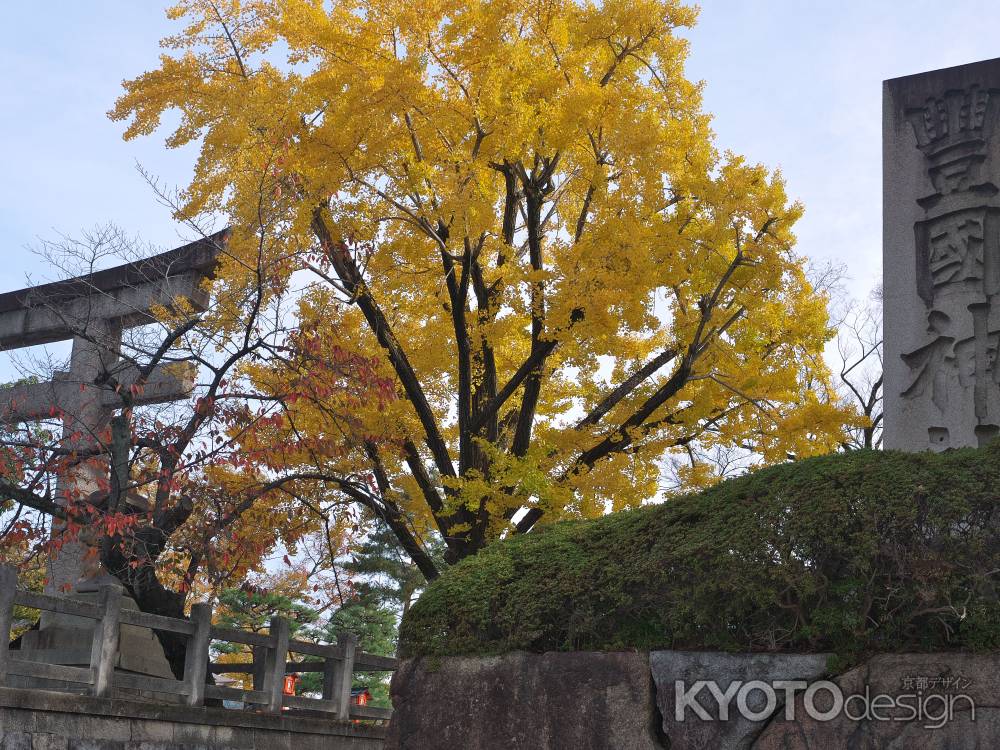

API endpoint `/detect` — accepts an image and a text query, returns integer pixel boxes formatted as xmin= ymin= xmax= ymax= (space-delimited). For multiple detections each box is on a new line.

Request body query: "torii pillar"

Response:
xmin=0 ymin=233 xmax=225 ymax=682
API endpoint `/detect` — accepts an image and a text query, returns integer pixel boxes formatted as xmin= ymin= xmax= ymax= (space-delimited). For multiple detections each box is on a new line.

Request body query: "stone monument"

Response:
xmin=0 ymin=232 xmax=224 ymax=683
xmin=884 ymin=58 xmax=1000 ymax=451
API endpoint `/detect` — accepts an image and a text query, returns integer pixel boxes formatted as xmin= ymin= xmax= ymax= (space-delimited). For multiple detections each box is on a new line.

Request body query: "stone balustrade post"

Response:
xmin=263 ymin=616 xmax=290 ymax=713
xmin=183 ymin=602 xmax=213 ymax=706
xmin=89 ymin=584 xmax=122 ymax=698
xmin=333 ymin=632 xmax=358 ymax=720
xmin=0 ymin=564 xmax=17 ymax=685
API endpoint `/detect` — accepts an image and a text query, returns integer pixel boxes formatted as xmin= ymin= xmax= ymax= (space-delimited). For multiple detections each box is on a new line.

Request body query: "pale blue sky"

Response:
xmin=1 ymin=2 xmax=999 ymax=305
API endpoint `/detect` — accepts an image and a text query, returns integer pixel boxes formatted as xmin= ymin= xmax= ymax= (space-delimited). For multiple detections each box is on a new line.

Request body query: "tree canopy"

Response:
xmin=109 ymin=0 xmax=853 ymax=578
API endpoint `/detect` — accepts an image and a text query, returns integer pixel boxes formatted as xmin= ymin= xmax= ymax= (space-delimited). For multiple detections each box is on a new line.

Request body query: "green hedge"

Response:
xmin=399 ymin=446 xmax=1000 ymax=663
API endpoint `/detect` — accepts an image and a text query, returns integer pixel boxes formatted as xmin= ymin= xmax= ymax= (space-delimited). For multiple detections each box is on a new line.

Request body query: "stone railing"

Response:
xmin=0 ymin=564 xmax=395 ymax=722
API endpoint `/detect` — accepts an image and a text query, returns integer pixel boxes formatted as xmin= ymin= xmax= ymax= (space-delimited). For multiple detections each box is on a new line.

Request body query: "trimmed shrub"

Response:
xmin=399 ymin=446 xmax=1000 ymax=661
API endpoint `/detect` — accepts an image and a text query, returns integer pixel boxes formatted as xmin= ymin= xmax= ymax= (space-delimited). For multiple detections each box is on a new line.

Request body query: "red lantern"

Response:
xmin=283 ymin=674 xmax=298 ymax=696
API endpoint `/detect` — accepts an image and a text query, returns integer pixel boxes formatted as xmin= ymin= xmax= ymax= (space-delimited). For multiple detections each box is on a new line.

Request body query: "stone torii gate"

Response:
xmin=0 ymin=232 xmax=225 ymax=682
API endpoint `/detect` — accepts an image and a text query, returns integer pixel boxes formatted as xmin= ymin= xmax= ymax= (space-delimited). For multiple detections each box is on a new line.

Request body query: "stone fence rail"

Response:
xmin=0 ymin=564 xmax=395 ymax=722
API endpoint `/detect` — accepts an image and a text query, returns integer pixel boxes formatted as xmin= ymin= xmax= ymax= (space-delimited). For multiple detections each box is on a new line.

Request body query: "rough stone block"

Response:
xmin=0 ymin=732 xmax=31 ymax=750
xmin=650 ymin=650 xmax=830 ymax=750
xmin=753 ymin=653 xmax=1000 ymax=749
xmin=30 ymin=735 xmax=69 ymax=750
xmin=0 ymin=709 xmax=34 ymax=734
xmin=207 ymin=725 xmax=234 ymax=744
xmin=125 ymin=720 xmax=173 ymax=743
xmin=33 ymin=716 xmax=129 ymax=743
xmin=386 ymin=651 xmax=664 ymax=750
xmin=252 ymin=728 xmax=291 ymax=750
xmin=166 ymin=723 xmax=211 ymax=744
xmin=287 ymin=735 xmax=340 ymax=750
xmin=207 ymin=724 xmax=258 ymax=746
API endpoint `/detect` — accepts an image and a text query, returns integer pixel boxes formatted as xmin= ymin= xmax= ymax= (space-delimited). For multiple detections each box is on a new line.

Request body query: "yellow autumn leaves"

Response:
xmin=111 ymin=0 xmax=859 ymax=559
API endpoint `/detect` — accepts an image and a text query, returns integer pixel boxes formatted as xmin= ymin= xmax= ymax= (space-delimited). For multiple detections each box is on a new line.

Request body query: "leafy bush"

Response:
xmin=399 ymin=446 xmax=1000 ymax=662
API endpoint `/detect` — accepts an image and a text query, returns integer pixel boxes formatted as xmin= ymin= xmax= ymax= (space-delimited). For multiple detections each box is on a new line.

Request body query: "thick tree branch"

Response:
xmin=0 ymin=478 xmax=63 ymax=518
xmin=399 ymin=439 xmax=444 ymax=513
xmin=511 ymin=161 xmax=559 ymax=458
xmin=312 ymin=205 xmax=456 ymax=481
xmin=469 ymin=259 xmax=499 ymax=446
xmin=575 ymin=348 xmax=678 ymax=429
xmin=440 ymin=232 xmax=475 ymax=474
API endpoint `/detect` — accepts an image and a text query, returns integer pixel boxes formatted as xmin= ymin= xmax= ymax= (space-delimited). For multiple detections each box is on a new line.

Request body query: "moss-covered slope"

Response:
xmin=400 ymin=446 xmax=1000 ymax=660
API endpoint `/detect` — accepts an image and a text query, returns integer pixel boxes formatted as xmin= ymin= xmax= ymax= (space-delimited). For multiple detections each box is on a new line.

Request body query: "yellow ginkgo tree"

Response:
xmin=112 ymin=0 xmax=854 ymax=578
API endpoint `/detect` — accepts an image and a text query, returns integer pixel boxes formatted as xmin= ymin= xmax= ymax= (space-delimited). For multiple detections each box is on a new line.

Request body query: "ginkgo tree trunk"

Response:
xmin=112 ymin=0 xmax=855 ymax=577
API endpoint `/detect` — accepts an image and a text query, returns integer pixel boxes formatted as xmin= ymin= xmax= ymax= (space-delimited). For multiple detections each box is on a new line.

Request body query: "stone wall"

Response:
xmin=387 ymin=651 xmax=998 ymax=750
xmin=0 ymin=687 xmax=385 ymax=750
xmin=387 ymin=652 xmax=663 ymax=750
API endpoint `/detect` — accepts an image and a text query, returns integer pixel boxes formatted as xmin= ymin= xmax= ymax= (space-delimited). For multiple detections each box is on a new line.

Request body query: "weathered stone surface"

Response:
xmin=650 ymin=650 xmax=830 ymax=750
xmin=386 ymin=651 xmax=664 ymax=750
xmin=0 ymin=733 xmax=32 ymax=750
xmin=753 ymin=653 xmax=1000 ymax=749
xmin=883 ymin=57 xmax=1000 ymax=451
xmin=388 ymin=650 xmax=1000 ymax=748
xmin=30 ymin=735 xmax=69 ymax=750
xmin=125 ymin=721 xmax=174 ymax=743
